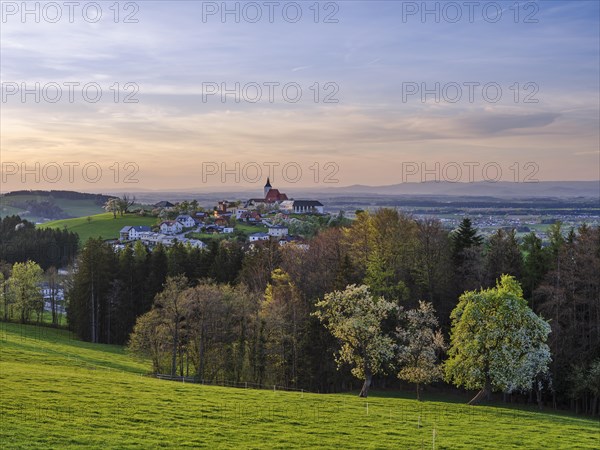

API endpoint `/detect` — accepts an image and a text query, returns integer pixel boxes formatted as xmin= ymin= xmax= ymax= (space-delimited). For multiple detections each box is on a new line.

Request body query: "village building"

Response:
xmin=280 ymin=200 xmax=324 ymax=214
xmin=176 ymin=214 xmax=196 ymax=228
xmin=119 ymin=225 xmax=152 ymax=241
xmin=268 ymin=225 xmax=289 ymax=237
xmin=248 ymin=232 xmax=270 ymax=242
xmin=160 ymin=220 xmax=183 ymax=235
xmin=245 ymin=178 xmax=288 ymax=209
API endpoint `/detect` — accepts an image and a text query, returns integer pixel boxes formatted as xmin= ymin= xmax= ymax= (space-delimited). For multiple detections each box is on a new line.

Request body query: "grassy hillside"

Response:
xmin=0 ymin=192 xmax=108 ymax=222
xmin=39 ymin=213 xmax=158 ymax=243
xmin=1 ymin=323 xmax=598 ymax=449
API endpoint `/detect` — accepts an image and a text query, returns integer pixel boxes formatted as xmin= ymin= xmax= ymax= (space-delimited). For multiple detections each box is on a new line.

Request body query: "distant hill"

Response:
xmin=0 ymin=190 xmax=116 ymax=222
xmin=319 ymin=181 xmax=600 ymax=198
xmin=100 ymin=181 xmax=600 ymax=205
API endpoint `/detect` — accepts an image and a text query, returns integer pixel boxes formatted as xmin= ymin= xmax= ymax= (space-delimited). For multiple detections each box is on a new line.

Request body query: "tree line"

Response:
xmin=0 ymin=216 xmax=79 ymax=270
xmin=64 ymin=209 xmax=599 ymax=414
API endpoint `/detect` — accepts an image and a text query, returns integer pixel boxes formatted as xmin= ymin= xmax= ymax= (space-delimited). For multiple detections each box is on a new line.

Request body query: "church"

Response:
xmin=244 ymin=178 xmax=288 ymax=209
xmin=262 ymin=178 xmax=288 ymax=202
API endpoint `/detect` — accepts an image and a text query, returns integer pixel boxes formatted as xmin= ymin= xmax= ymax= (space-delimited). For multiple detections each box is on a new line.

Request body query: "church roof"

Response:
xmin=265 ymin=189 xmax=288 ymax=202
xmin=264 ymin=177 xmax=272 ymax=188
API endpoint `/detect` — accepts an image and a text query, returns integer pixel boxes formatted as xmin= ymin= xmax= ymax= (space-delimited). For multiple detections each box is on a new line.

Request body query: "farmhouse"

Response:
xmin=216 ymin=201 xmax=239 ymax=215
xmin=119 ymin=225 xmax=152 ymax=241
xmin=238 ymin=210 xmax=262 ymax=223
xmin=160 ymin=220 xmax=183 ymax=235
xmin=248 ymin=232 xmax=270 ymax=242
xmin=268 ymin=225 xmax=289 ymax=237
xmin=280 ymin=200 xmax=324 ymax=214
xmin=176 ymin=214 xmax=196 ymax=228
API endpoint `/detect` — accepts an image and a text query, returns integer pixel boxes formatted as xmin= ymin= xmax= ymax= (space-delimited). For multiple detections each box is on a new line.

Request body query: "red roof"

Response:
xmin=265 ymin=189 xmax=288 ymax=202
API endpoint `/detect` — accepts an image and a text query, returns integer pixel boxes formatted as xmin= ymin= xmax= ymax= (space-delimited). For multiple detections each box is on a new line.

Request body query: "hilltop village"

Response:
xmin=116 ymin=179 xmax=327 ymax=250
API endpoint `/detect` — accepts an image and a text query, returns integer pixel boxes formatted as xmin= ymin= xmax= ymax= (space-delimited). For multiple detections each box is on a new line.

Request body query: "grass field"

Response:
xmin=234 ymin=223 xmax=268 ymax=234
xmin=39 ymin=213 xmax=158 ymax=243
xmin=0 ymin=323 xmax=598 ymax=449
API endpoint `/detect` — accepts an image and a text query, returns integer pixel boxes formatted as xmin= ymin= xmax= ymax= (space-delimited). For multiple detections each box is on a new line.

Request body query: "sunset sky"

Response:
xmin=1 ymin=0 xmax=599 ymax=192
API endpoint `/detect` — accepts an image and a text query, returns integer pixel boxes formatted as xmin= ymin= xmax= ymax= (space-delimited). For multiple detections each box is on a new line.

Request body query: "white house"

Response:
xmin=139 ymin=232 xmax=164 ymax=246
xmin=181 ymin=238 xmax=207 ymax=249
xmin=222 ymin=227 xmax=234 ymax=234
xmin=120 ymin=225 xmax=152 ymax=241
xmin=280 ymin=200 xmax=324 ymax=214
xmin=160 ymin=220 xmax=183 ymax=235
xmin=40 ymin=282 xmax=65 ymax=302
xmin=249 ymin=232 xmax=270 ymax=242
xmin=176 ymin=215 xmax=196 ymax=228
xmin=160 ymin=236 xmax=177 ymax=246
xmin=40 ymin=282 xmax=66 ymax=314
xmin=268 ymin=225 xmax=288 ymax=237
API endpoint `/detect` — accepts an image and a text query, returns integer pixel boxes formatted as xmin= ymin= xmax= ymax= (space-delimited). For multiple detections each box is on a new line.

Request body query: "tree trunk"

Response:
xmin=51 ymin=293 xmax=57 ymax=327
xmin=171 ymin=322 xmax=178 ymax=377
xmin=359 ymin=370 xmax=372 ymax=398
xmin=416 ymin=382 xmax=421 ymax=401
xmin=536 ymin=386 xmax=543 ymax=410
xmin=468 ymin=376 xmax=492 ymax=405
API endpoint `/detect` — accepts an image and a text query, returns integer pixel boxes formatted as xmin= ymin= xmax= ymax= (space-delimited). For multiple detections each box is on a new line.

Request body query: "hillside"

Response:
xmin=0 ymin=191 xmax=113 ymax=222
xmin=0 ymin=322 xmax=597 ymax=449
xmin=39 ymin=213 xmax=158 ymax=243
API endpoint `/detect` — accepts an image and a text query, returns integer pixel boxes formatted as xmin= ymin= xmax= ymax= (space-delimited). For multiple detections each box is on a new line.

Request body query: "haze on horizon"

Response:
xmin=1 ymin=0 xmax=599 ymax=192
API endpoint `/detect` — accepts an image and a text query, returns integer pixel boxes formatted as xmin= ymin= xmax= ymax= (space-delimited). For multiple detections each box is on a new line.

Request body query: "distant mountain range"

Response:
xmin=100 ymin=181 xmax=600 ymax=203
xmin=5 ymin=182 xmax=597 ymax=208
xmin=317 ymin=181 xmax=600 ymax=198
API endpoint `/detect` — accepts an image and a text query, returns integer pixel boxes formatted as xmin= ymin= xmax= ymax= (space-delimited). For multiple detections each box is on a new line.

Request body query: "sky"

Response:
xmin=1 ymin=0 xmax=599 ymax=193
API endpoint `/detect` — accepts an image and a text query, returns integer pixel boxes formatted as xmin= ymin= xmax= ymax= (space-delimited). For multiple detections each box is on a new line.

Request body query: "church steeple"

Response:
xmin=264 ymin=178 xmax=272 ymax=198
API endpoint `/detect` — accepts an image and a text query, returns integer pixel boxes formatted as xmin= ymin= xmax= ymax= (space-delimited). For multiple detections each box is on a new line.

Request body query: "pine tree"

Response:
xmin=67 ymin=239 xmax=116 ymax=343
xmin=451 ymin=218 xmax=483 ymax=262
xmin=522 ymin=232 xmax=550 ymax=301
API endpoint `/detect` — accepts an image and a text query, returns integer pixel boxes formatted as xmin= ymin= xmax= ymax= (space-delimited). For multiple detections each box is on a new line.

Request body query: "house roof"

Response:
xmin=120 ymin=226 xmax=133 ymax=233
xmin=154 ymin=201 xmax=174 ymax=208
xmin=293 ymin=200 xmax=323 ymax=207
xmin=265 ymin=189 xmax=288 ymax=202
xmin=239 ymin=211 xmax=261 ymax=218
xmin=131 ymin=226 xmax=151 ymax=232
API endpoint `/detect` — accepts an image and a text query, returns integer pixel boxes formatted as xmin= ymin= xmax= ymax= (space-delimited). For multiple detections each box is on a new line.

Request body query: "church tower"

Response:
xmin=264 ymin=178 xmax=272 ymax=198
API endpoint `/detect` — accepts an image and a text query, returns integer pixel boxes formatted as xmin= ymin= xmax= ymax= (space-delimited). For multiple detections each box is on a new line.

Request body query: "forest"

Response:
xmin=1 ymin=210 xmax=598 ymax=414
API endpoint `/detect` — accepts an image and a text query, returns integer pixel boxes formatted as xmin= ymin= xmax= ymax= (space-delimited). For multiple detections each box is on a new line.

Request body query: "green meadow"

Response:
xmin=39 ymin=213 xmax=158 ymax=243
xmin=0 ymin=323 xmax=598 ymax=449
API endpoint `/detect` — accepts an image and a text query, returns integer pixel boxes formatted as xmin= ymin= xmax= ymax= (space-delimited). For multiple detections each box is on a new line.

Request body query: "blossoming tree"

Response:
xmin=445 ymin=275 xmax=551 ymax=405
xmin=314 ymin=284 xmax=397 ymax=398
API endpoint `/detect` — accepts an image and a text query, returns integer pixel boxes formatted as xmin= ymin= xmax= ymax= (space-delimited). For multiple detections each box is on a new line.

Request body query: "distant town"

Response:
xmin=114 ymin=178 xmax=325 ymax=250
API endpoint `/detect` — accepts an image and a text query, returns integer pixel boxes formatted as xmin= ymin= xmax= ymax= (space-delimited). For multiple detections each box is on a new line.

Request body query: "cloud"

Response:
xmin=460 ymin=112 xmax=562 ymax=135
